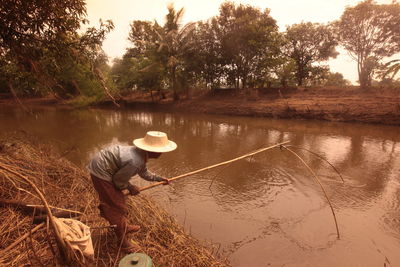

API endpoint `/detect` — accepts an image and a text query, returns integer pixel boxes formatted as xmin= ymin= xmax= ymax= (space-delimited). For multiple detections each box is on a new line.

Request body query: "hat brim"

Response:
xmin=133 ymin=139 xmax=177 ymax=153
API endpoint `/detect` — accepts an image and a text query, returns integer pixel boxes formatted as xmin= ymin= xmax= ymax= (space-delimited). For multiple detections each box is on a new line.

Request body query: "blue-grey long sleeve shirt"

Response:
xmin=88 ymin=145 xmax=163 ymax=190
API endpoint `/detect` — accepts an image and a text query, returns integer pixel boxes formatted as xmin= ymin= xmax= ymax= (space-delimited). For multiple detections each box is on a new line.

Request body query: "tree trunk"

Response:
xmin=358 ymin=58 xmax=365 ymax=89
xmin=8 ymin=82 xmax=30 ymax=113
xmin=357 ymin=56 xmax=370 ymax=90
xmin=158 ymin=89 xmax=166 ymax=100
xmin=242 ymin=74 xmax=248 ymax=93
xmin=150 ymin=90 xmax=154 ymax=102
xmin=71 ymin=80 xmax=82 ymax=95
xmin=296 ymin=62 xmax=304 ymax=86
xmin=281 ymin=78 xmax=287 ymax=89
xmin=172 ymin=67 xmax=179 ymax=101
xmin=185 ymin=86 xmax=190 ymax=99
xmin=297 ymin=76 xmax=303 ymax=86
xmin=296 ymin=67 xmax=303 ymax=86
xmin=359 ymin=68 xmax=369 ymax=89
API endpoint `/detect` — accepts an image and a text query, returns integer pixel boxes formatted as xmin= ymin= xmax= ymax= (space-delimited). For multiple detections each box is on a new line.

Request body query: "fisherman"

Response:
xmin=88 ymin=131 xmax=177 ymax=253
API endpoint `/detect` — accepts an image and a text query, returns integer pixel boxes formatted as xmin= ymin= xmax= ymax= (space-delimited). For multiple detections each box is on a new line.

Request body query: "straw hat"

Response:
xmin=133 ymin=131 xmax=177 ymax=153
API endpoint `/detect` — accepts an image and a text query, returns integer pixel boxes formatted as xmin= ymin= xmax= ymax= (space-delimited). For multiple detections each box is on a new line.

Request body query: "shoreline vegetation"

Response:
xmin=0 ymin=133 xmax=229 ymax=266
xmin=2 ymin=1 xmax=400 ymax=125
xmin=1 ymin=86 xmax=400 ymax=126
xmin=1 ymin=0 xmax=399 ymax=128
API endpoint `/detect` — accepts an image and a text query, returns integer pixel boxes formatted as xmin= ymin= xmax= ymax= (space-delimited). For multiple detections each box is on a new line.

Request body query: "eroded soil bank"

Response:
xmin=115 ymin=87 xmax=400 ymax=126
xmin=1 ymin=87 xmax=400 ymax=125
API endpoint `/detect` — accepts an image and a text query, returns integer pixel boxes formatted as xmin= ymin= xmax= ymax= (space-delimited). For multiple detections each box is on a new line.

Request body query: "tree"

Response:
xmin=128 ymin=21 xmax=160 ymax=54
xmin=215 ymin=2 xmax=281 ymax=90
xmin=126 ymin=21 xmax=168 ymax=98
xmin=0 ymin=0 xmax=86 ymax=57
xmin=0 ymin=0 xmax=114 ymax=100
xmin=308 ymin=65 xmax=330 ymax=86
xmin=323 ymin=72 xmax=351 ymax=86
xmin=270 ymin=58 xmax=297 ymax=88
xmin=157 ymin=5 xmax=196 ymax=100
xmin=0 ymin=0 xmax=85 ymax=93
xmin=124 ymin=22 xmax=166 ymax=95
xmin=127 ymin=5 xmax=195 ymax=100
xmin=335 ymin=0 xmax=400 ymax=89
xmin=110 ymin=52 xmax=137 ymax=93
xmin=190 ymin=20 xmax=224 ymax=90
xmin=0 ymin=59 xmax=38 ymax=96
xmin=285 ymin=22 xmax=338 ymax=86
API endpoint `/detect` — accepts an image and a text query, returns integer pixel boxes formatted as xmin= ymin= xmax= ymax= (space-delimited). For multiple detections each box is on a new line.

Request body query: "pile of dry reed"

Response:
xmin=0 ymin=132 xmax=229 ymax=266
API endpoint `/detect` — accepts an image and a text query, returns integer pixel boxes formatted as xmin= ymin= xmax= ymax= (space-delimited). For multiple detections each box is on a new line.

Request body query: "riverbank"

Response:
xmin=1 ymin=86 xmax=400 ymax=125
xmin=116 ymin=87 xmax=400 ymax=126
xmin=0 ymin=133 xmax=228 ymax=266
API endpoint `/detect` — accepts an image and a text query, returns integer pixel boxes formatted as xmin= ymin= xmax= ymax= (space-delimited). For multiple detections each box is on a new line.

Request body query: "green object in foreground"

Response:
xmin=118 ymin=253 xmax=155 ymax=267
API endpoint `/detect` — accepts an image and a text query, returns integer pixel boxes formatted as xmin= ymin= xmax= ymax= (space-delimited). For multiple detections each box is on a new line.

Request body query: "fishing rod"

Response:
xmin=121 ymin=140 xmax=290 ymax=196
xmin=134 ymin=140 xmax=290 ymax=193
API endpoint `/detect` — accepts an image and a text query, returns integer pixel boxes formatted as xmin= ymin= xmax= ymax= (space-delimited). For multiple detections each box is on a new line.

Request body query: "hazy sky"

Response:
xmin=85 ymin=0 xmax=395 ymax=84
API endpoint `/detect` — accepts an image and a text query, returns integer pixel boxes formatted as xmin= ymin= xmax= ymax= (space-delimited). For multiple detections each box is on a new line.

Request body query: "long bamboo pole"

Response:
xmin=136 ymin=140 xmax=290 ymax=192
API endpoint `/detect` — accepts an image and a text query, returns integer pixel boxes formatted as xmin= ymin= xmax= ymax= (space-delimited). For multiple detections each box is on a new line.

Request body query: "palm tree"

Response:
xmin=383 ymin=59 xmax=400 ymax=79
xmin=155 ymin=5 xmax=195 ymax=100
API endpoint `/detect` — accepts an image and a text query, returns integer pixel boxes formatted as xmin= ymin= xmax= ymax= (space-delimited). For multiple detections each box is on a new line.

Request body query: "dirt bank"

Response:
xmin=116 ymin=87 xmax=400 ymax=126
xmin=176 ymin=90 xmax=400 ymax=125
xmin=2 ymin=87 xmax=400 ymax=125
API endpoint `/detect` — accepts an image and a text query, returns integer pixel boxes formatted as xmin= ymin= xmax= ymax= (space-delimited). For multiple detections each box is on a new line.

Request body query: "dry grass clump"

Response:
xmin=0 ymin=132 xmax=229 ymax=267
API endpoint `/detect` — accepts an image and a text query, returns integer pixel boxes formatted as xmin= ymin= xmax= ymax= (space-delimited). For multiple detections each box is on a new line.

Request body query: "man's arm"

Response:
xmin=112 ymin=163 xmax=138 ymax=190
xmin=138 ymin=166 xmax=169 ymax=184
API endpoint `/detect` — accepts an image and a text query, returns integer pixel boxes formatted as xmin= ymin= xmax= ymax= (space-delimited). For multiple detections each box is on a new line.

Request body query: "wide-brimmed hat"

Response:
xmin=133 ymin=131 xmax=177 ymax=153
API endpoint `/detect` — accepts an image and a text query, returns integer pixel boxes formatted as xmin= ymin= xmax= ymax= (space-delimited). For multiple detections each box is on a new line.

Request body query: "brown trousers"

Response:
xmin=90 ymin=174 xmax=128 ymax=239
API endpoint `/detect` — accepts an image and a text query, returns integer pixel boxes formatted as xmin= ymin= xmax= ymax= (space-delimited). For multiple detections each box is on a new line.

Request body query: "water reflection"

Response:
xmin=1 ymin=106 xmax=400 ymax=266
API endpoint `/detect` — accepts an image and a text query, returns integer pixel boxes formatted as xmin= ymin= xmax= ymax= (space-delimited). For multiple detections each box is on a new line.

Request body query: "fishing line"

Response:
xmin=280 ymin=145 xmax=340 ymax=239
xmin=284 ymin=145 xmax=345 ymax=183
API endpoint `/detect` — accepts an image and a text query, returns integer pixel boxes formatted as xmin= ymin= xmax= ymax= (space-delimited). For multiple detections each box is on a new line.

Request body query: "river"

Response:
xmin=1 ymin=106 xmax=399 ymax=267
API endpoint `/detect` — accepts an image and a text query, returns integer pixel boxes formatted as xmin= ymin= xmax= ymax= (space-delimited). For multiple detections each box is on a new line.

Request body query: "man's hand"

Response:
xmin=127 ymin=184 xmax=140 ymax=195
xmin=159 ymin=177 xmax=170 ymax=185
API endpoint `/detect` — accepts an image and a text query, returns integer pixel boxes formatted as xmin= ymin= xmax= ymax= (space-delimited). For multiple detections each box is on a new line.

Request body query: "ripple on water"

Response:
xmin=380 ymin=179 xmax=400 ymax=239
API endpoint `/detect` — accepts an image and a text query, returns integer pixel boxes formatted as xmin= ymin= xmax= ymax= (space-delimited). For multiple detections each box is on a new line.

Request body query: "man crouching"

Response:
xmin=88 ymin=131 xmax=177 ymax=253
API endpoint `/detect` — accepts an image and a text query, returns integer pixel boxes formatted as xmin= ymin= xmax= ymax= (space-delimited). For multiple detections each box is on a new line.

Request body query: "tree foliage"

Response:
xmin=190 ymin=20 xmax=224 ymax=89
xmin=157 ymin=5 xmax=196 ymax=100
xmin=382 ymin=59 xmax=400 ymax=79
xmin=119 ymin=21 xmax=165 ymax=94
xmin=5 ymin=0 xmax=400 ymax=104
xmin=285 ymin=22 xmax=338 ymax=86
xmin=125 ymin=5 xmax=196 ymax=100
xmin=335 ymin=0 xmax=400 ymax=89
xmin=0 ymin=0 xmax=114 ymax=100
xmin=323 ymin=72 xmax=351 ymax=87
xmin=116 ymin=2 xmax=288 ymax=99
xmin=115 ymin=2 xmax=357 ymax=99
xmin=215 ymin=2 xmax=281 ymax=90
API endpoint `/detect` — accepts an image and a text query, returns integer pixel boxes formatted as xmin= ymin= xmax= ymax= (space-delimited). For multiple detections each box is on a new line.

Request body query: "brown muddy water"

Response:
xmin=1 ymin=106 xmax=399 ymax=267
